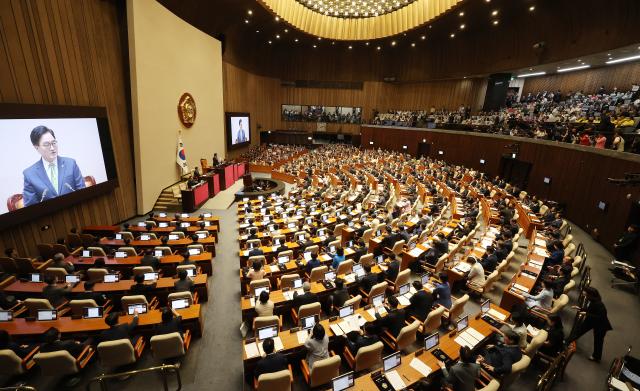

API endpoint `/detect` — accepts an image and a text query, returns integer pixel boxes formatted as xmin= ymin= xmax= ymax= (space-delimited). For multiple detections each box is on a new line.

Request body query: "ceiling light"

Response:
xmin=276 ymin=34 xmax=280 ymax=38
xmin=348 ymin=45 xmax=353 ymax=49
xmin=318 ymin=37 xmax=322 ymax=40
xmin=558 ymin=65 xmax=590 ymax=73
xmin=606 ymin=54 xmax=640 ymax=64
xmin=247 ymin=10 xmax=253 ymax=15
xmin=376 ymin=46 xmax=381 ymax=50
xmin=244 ymin=19 xmax=249 ymax=24
xmin=313 ymin=44 xmax=317 ymax=48
xmin=365 ymin=42 xmax=370 ymax=46
xmin=450 ymin=33 xmax=455 ymax=38
xmin=285 ymin=29 xmax=289 ymax=33
xmin=296 ymin=0 xmax=420 ymax=19
xmin=485 ymin=0 xmax=490 ymax=2
xmin=391 ymin=41 xmax=397 ymax=46
xmin=331 ymin=41 xmax=335 ymax=45
xmin=528 ymin=5 xmax=535 ymax=11
xmin=411 ymin=42 xmax=415 ymax=47
xmin=421 ymin=35 xmax=426 ymax=40
xmin=256 ymin=30 xmax=260 ymax=33
xmin=268 ymin=40 xmax=272 ymax=44
xmin=492 ymin=20 xmax=499 ymax=25
xmin=460 ymin=24 xmax=465 ymax=29
xmin=275 ymin=16 xmax=280 ymax=21
xmin=491 ymin=10 xmax=498 ymax=16
xmin=428 ymin=25 xmax=432 ymax=29
xmin=517 ymin=71 xmax=546 ymax=78
xmin=459 ymin=11 xmax=464 ymax=17
xmin=295 ymin=38 xmax=299 ymax=42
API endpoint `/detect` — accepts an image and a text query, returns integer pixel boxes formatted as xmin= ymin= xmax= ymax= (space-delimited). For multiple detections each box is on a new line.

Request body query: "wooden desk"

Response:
xmin=182 ymin=181 xmax=210 ymax=212
xmin=82 ymin=225 xmax=119 ymax=236
xmin=0 ymin=304 xmax=203 ymax=338
xmin=99 ymin=236 xmax=216 ymax=251
xmin=66 ymin=253 xmax=214 ymax=276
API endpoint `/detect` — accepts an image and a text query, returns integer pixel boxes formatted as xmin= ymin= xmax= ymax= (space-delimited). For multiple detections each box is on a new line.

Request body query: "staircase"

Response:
xmin=153 ymin=184 xmax=183 ymax=213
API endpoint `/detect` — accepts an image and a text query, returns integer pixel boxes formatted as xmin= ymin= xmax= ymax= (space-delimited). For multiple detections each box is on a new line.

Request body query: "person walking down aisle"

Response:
xmin=569 ymin=287 xmax=613 ymax=362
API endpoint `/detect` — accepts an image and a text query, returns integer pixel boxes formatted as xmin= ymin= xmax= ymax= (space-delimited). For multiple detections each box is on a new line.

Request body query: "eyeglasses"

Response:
xmin=40 ymin=141 xmax=58 ymax=148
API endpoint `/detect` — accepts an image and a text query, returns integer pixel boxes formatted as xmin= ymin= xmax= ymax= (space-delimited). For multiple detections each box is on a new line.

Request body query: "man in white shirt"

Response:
xmin=467 ymin=257 xmax=486 ymax=286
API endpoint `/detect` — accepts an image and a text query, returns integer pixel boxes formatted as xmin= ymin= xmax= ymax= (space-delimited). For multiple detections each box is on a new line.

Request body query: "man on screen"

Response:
xmin=22 ymin=126 xmax=85 ymax=207
xmin=235 ymin=119 xmax=247 ymax=144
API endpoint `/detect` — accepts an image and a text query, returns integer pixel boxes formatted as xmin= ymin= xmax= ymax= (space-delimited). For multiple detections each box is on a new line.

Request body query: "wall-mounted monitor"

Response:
xmin=598 ymin=201 xmax=608 ymax=211
xmin=225 ymin=112 xmax=251 ymax=150
xmin=0 ymin=103 xmax=118 ymax=229
xmin=543 ymin=177 xmax=552 ymax=184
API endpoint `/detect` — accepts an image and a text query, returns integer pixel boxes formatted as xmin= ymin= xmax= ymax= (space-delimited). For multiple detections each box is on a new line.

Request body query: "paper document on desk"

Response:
xmin=529 ymin=259 xmax=543 ymax=268
xmin=269 ymin=265 xmax=280 ymax=273
xmin=283 ymin=291 xmax=293 ymax=301
xmin=297 ymin=330 xmax=310 ymax=344
xmin=521 ymin=272 xmax=536 ymax=280
xmin=344 ymin=274 xmax=356 ymax=284
xmin=535 ymin=238 xmax=546 ymax=247
xmin=513 ymin=283 xmax=529 ymax=292
xmin=465 ymin=327 xmax=485 ymax=342
xmin=533 ymin=247 xmax=549 ymax=257
xmin=610 ymin=377 xmax=639 ymax=391
xmin=244 ymin=342 xmax=259 ymax=359
xmin=455 ymin=335 xmax=474 ymax=349
xmin=488 ymin=308 xmax=507 ymax=321
xmin=410 ymin=358 xmax=432 ymax=377
xmin=409 ymin=247 xmax=423 ymax=257
xmin=330 ymin=323 xmax=345 ymax=336
xmin=454 ymin=263 xmax=471 ymax=273
xmin=239 ymin=223 xmax=250 ymax=229
xmin=385 ymin=370 xmax=406 ymax=391
xmin=250 ymin=298 xmax=255 ymax=307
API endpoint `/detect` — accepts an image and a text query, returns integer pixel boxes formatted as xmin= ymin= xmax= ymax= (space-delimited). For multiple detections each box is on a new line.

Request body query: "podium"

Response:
xmin=181 ymin=181 xmax=210 ymax=212
xmin=215 ymin=164 xmax=235 ymax=190
xmin=202 ymin=172 xmax=220 ymax=197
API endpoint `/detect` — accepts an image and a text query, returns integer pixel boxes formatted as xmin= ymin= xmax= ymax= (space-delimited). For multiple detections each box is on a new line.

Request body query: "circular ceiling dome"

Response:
xmin=295 ymin=0 xmax=419 ymax=18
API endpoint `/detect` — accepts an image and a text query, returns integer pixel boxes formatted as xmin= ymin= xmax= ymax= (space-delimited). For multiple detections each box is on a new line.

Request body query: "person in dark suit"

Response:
xmin=432 ymin=272 xmax=452 ymax=309
xmin=385 ymin=258 xmax=400 ymax=282
xmin=346 ymin=323 xmax=379 ymax=356
xmin=180 ymin=251 xmax=194 ymax=266
xmin=254 ymin=338 xmax=288 ymax=379
xmin=405 ymin=281 xmax=434 ymax=321
xmin=51 ymin=253 xmax=75 ymax=273
xmin=75 ymin=281 xmax=107 ymax=306
xmin=0 ymin=330 xmax=37 ymax=359
xmin=130 ymin=273 xmax=156 ymax=295
xmin=480 ymin=247 xmax=498 ymax=273
xmin=327 ymin=278 xmax=349 ymax=314
xmin=478 ymin=330 xmax=523 ymax=375
xmin=42 ymin=275 xmax=72 ymax=306
xmin=358 ymin=264 xmax=379 ymax=293
xmin=140 ymin=249 xmax=160 ymax=270
xmin=569 ymin=287 xmax=612 ymax=362
xmin=613 ymin=224 xmax=639 ymax=261
xmin=22 ymin=126 xmax=85 ymax=207
xmin=292 ymin=282 xmax=318 ymax=310
xmin=174 ymin=269 xmax=195 ymax=292
xmin=248 ymin=246 xmax=264 ymax=257
xmin=155 ymin=307 xmax=183 ymax=337
xmin=305 ymin=253 xmax=321 ymax=275
xmin=98 ymin=312 xmax=139 ymax=344
xmin=374 ymin=296 xmax=405 ymax=337
xmin=40 ymin=327 xmax=86 ymax=356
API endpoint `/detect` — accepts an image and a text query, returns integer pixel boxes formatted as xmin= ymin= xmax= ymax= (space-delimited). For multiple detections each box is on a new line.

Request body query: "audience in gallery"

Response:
xmin=282 ymin=106 xmax=362 ymax=124
xmin=240 ymin=144 xmax=306 ymax=166
xmin=371 ymin=86 xmax=640 ymax=153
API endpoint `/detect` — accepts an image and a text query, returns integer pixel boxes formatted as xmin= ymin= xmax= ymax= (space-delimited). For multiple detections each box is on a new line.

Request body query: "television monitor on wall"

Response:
xmin=225 ymin=112 xmax=250 ymax=150
xmin=0 ymin=103 xmax=118 ymax=229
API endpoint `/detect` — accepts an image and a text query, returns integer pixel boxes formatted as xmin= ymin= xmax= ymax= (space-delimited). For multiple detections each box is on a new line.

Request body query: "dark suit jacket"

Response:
xmin=155 ymin=316 xmax=183 ymax=336
xmin=98 ymin=316 xmax=139 ymax=343
xmin=292 ymin=292 xmax=318 ymax=310
xmin=130 ymin=283 xmax=157 ymax=295
xmin=480 ymin=254 xmax=498 ymax=273
xmin=385 ymin=260 xmax=400 ymax=282
xmin=406 ymin=290 xmax=434 ymax=321
xmin=305 ymin=259 xmax=321 ymax=275
xmin=248 ymin=248 xmax=264 ymax=257
xmin=174 ymin=278 xmax=194 ymax=292
xmin=330 ymin=288 xmax=350 ymax=309
xmin=140 ymin=255 xmax=160 ymax=270
xmin=359 ymin=272 xmax=379 ymax=293
xmin=254 ymin=352 xmax=288 ymax=379
xmin=376 ymin=308 xmax=406 ymax=337
xmin=347 ymin=334 xmax=379 ymax=356
xmin=23 ymin=156 xmax=85 ymax=207
xmin=584 ymin=300 xmax=613 ymax=332
xmin=40 ymin=339 xmax=84 ymax=356
xmin=75 ymin=291 xmax=106 ymax=306
xmin=42 ymin=284 xmax=69 ymax=307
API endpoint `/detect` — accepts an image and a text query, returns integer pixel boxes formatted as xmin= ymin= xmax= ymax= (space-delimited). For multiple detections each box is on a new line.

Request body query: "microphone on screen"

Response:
xmin=64 ymin=183 xmax=75 ymax=192
xmin=40 ymin=188 xmax=48 ymax=202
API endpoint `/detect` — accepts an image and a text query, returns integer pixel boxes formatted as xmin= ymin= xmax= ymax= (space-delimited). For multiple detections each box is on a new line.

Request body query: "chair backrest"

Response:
xmin=44 ymin=267 xmax=68 ymax=281
xmin=0 ymin=349 xmax=24 ymax=375
xmin=271 ymin=235 xmax=286 ymax=245
xmin=344 ymin=295 xmax=362 ymax=310
xmin=121 ymin=295 xmax=149 ymax=307
xmin=309 ymin=266 xmax=328 ymax=282
xmin=146 ymin=221 xmax=158 ymax=228
xmin=505 ymin=250 xmax=515 ymax=264
xmin=449 ymin=294 xmax=469 ymax=321
xmin=36 ymin=244 xmax=54 ymax=260
xmin=169 ymin=231 xmax=185 ymax=239
xmin=150 ymin=332 xmax=185 ymax=360
xmin=66 ymin=233 xmax=83 ymax=249
xmin=354 ymin=341 xmax=384 ymax=372
xmin=0 ymin=258 xmax=19 ymax=274
xmin=34 ymin=350 xmax=78 ymax=376
xmin=483 ymin=271 xmax=499 ymax=293
xmin=253 ymin=315 xmax=279 ymax=331
xmin=368 ymin=282 xmax=388 ymax=298
xmin=524 ymin=329 xmax=548 ymax=357
xmin=278 ymin=250 xmax=294 ymax=260
xmin=279 ymin=274 xmax=300 ymax=289
xmin=256 ymin=369 xmax=291 ymax=391
xmin=132 ymin=266 xmax=154 ymax=277
xmin=176 ymin=264 xmax=197 ymax=275
xmin=118 ymin=247 xmax=137 ymax=257
xmin=168 ymin=291 xmax=193 ymax=305
xmin=562 ymin=234 xmax=573 ymax=248
xmin=434 ymin=253 xmax=448 ymax=273
xmin=396 ymin=320 xmax=420 ymax=351
xmin=249 ymin=278 xmax=271 ymax=292
xmin=97 ymin=339 xmax=136 ymax=367
xmin=246 ymin=239 xmax=262 ymax=249
xmin=328 ymin=240 xmax=341 ymax=250
xmin=563 ymin=279 xmax=576 ymax=294
xmin=297 ymin=302 xmax=321 ymax=322
xmin=362 ymin=229 xmax=373 ymax=244
xmin=87 ymin=247 xmax=106 ymax=256
xmin=565 ymin=243 xmax=576 ymax=257
xmin=86 ymin=268 xmax=109 ymax=281
xmin=393 ymin=269 xmax=411 ymax=291
xmin=309 ymin=354 xmax=341 ymax=387
xmin=502 ymin=355 xmax=531 ymax=388
xmin=154 ymin=246 xmax=173 ymax=256
xmin=336 ymin=260 xmax=354 ymax=276
xmin=422 ymin=306 xmax=445 ymax=335
xmin=69 ymin=299 xmax=98 ymax=317
xmin=333 ymin=223 xmax=345 ymax=237
xmin=390 ymin=240 xmax=405 ymax=255
xmin=305 ymin=245 xmax=319 ymax=255
xmin=477 ymin=379 xmax=500 ymax=391
xmin=24 ymin=298 xmax=53 ymax=317
xmin=118 ymin=232 xmax=134 ymax=241
xmin=248 ymin=255 xmax=267 ymax=267
xmin=359 ymin=253 xmax=374 ymax=267
xmin=495 ymin=260 xmax=508 ymax=275
xmin=51 ymin=244 xmax=70 ymax=256
xmin=550 ymin=294 xmax=569 ymax=314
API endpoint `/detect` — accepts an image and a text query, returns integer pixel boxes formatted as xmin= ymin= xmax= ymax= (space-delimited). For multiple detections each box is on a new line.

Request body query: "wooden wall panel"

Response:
xmin=522 ymin=61 xmax=640 ymax=95
xmin=362 ymin=126 xmax=640 ymax=253
xmin=0 ymin=0 xmax=136 ymax=255
xmin=223 ymin=61 xmax=487 ymax=156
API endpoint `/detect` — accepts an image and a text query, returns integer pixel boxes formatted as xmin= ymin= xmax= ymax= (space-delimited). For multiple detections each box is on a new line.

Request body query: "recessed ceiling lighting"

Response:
xmin=517 ymin=71 xmax=546 ymax=78
xmin=391 ymin=41 xmax=397 ymax=46
xmin=294 ymin=38 xmax=299 ymax=42
xmin=276 ymin=34 xmax=280 ymax=39
xmin=606 ymin=54 xmax=640 ymax=64
xmin=376 ymin=46 xmax=381 ymax=50
xmin=244 ymin=19 xmax=249 ymax=24
xmin=428 ymin=25 xmax=432 ymax=29
xmin=317 ymin=37 xmax=322 ymax=40
xmin=365 ymin=42 xmax=370 ymax=46
xmin=460 ymin=24 xmax=465 ymax=29
xmin=558 ymin=65 xmax=591 ymax=73
xmin=331 ymin=41 xmax=335 ymax=45
xmin=529 ymin=68 xmax=533 ymax=70
xmin=411 ymin=42 xmax=416 ymax=47
xmin=463 ymin=76 xmax=467 ymax=79
xmin=313 ymin=44 xmax=317 ymax=48
xmin=528 ymin=5 xmax=535 ymax=11
xmin=577 ymin=59 xmax=582 ymax=62
xmin=492 ymin=19 xmax=499 ymax=25
xmin=491 ymin=10 xmax=498 ymax=16
xmin=459 ymin=11 xmax=464 ymax=16
xmin=421 ymin=35 xmax=426 ymax=40
xmin=247 ymin=10 xmax=253 ymax=15
xmin=450 ymin=33 xmax=455 ymax=38
xmin=256 ymin=30 xmax=260 ymax=33
xmin=485 ymin=0 xmax=490 ymax=3
xmin=275 ymin=16 xmax=280 ymax=21
xmin=284 ymin=29 xmax=288 ymax=33
xmin=348 ymin=45 xmax=353 ymax=49
xmin=268 ymin=40 xmax=272 ymax=44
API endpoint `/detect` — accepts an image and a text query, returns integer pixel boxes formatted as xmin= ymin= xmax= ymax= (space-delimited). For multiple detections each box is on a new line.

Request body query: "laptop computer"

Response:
xmin=37 ymin=309 xmax=57 ymax=321
xmin=171 ymin=298 xmax=190 ymax=310
xmin=65 ymin=275 xmax=80 ymax=284
xmin=301 ymin=315 xmax=316 ymax=330
xmin=82 ymin=307 xmax=103 ymax=319
xmin=254 ymin=286 xmax=269 ymax=298
xmin=339 ymin=304 xmax=354 ymax=319
xmin=127 ymin=303 xmax=147 ymax=315
xmin=331 ymin=372 xmax=354 ymax=391
xmin=103 ymin=274 xmax=119 ymax=283
xmin=257 ymin=325 xmax=278 ymax=341
xmin=188 ymin=248 xmax=201 ymax=255
xmin=424 ymin=332 xmax=439 ymax=351
xmin=0 ymin=310 xmax=12 ymax=322
xmin=383 ymin=351 xmax=401 ymax=372
xmin=30 ymin=273 xmax=42 ymax=283
xmin=143 ymin=272 xmax=159 ymax=281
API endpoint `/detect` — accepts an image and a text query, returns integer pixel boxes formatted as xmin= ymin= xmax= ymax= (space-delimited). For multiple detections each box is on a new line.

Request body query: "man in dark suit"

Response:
xmin=358 ymin=264 xmax=379 ymax=293
xmin=614 ymin=224 xmax=639 ymax=261
xmin=40 ymin=327 xmax=86 ymax=356
xmin=42 ymin=275 xmax=72 ymax=306
xmin=478 ymin=330 xmax=522 ymax=375
xmin=22 ymin=125 xmax=85 ymax=207
xmin=327 ymin=278 xmax=349 ymax=314
xmin=75 ymin=281 xmax=107 ymax=306
xmin=254 ymin=338 xmax=288 ymax=379
xmin=155 ymin=307 xmax=183 ymax=337
xmin=405 ymin=281 xmax=434 ymax=321
xmin=375 ymin=296 xmax=406 ymax=337
xmin=98 ymin=312 xmax=139 ymax=344
xmin=292 ymin=282 xmax=318 ymax=309
xmin=174 ymin=269 xmax=195 ymax=292
xmin=305 ymin=253 xmax=321 ymax=275
xmin=480 ymin=247 xmax=498 ymax=273
xmin=140 ymin=249 xmax=160 ymax=270
xmin=385 ymin=258 xmax=400 ymax=282
xmin=346 ymin=323 xmax=379 ymax=356
xmin=130 ymin=273 xmax=157 ymax=295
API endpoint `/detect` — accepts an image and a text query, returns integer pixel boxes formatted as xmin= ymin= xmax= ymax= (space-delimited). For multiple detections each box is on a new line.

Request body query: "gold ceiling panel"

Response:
xmin=259 ymin=0 xmax=462 ymax=41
